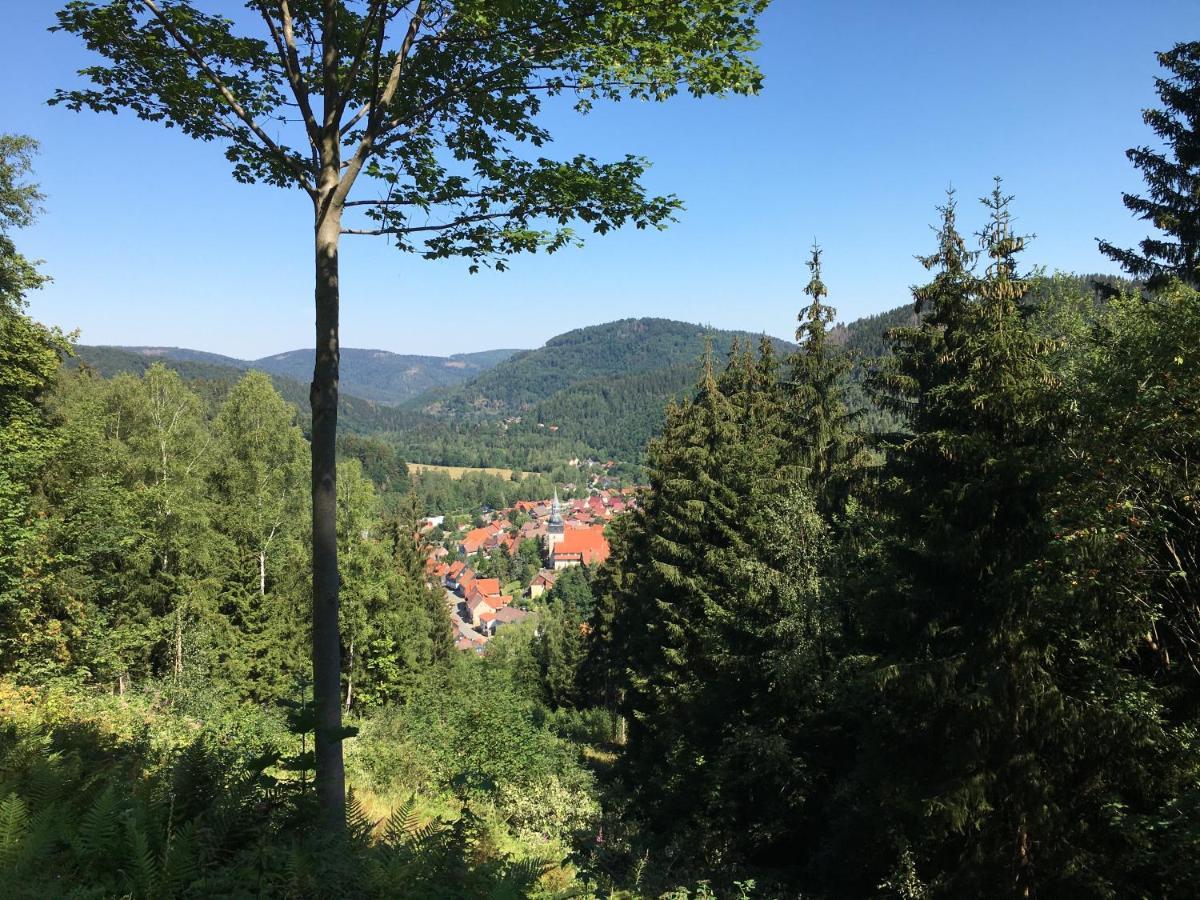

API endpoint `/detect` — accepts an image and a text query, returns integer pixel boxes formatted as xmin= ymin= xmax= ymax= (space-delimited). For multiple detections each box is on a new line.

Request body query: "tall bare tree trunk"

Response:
xmin=259 ymin=550 xmax=267 ymax=597
xmin=311 ymin=169 xmax=346 ymax=833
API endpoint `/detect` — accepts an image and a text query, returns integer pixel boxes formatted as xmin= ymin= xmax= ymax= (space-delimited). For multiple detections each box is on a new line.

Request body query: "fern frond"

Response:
xmin=380 ymin=794 xmax=419 ymax=848
xmin=346 ymin=788 xmax=372 ymax=848
xmin=496 ymin=857 xmax=555 ymax=895
xmin=0 ymin=792 xmax=29 ymax=871
xmin=122 ymin=814 xmax=161 ymax=898
xmin=77 ymin=784 xmax=123 ymax=867
xmin=161 ymin=821 xmax=200 ymax=898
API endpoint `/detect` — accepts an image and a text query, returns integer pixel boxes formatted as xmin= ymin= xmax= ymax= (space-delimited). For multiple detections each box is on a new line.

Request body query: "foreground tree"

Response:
xmin=848 ymin=185 xmax=1191 ymax=897
xmin=0 ymin=136 xmax=72 ymax=670
xmin=51 ymin=0 xmax=768 ymax=828
xmin=1099 ymin=41 xmax=1200 ymax=287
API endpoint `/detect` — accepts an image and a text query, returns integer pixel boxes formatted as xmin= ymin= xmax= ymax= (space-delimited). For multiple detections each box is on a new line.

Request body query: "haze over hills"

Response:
xmin=85 ymin=344 xmax=524 ymax=405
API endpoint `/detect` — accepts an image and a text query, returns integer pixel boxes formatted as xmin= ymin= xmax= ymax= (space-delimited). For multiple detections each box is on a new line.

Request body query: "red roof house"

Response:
xmin=460 ymin=526 xmax=494 ymax=555
xmin=550 ymin=526 xmax=610 ymax=569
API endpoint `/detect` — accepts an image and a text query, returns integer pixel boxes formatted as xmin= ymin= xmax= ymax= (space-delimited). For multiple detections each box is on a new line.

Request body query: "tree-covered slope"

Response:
xmin=77 ymin=282 xmax=1127 ymax=467
xmin=70 ymin=345 xmax=415 ymax=436
xmin=250 ymin=346 xmax=522 ymax=404
xmin=96 ymin=344 xmax=523 ymax=405
xmin=420 ymin=317 xmax=797 ymax=415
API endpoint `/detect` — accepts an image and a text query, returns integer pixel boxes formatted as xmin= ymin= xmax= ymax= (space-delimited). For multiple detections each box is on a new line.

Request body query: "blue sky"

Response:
xmin=2 ymin=1 xmax=1196 ymax=358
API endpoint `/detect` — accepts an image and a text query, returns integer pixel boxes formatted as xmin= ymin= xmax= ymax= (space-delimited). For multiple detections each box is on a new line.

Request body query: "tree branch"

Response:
xmin=333 ymin=0 xmax=427 ymax=208
xmin=140 ymin=0 xmax=315 ymax=195
xmin=339 ymin=0 xmax=392 ymax=126
xmin=343 ymin=192 xmax=489 ymax=207
xmin=342 ymin=208 xmax=540 ymax=237
xmin=270 ymin=0 xmax=319 ymax=145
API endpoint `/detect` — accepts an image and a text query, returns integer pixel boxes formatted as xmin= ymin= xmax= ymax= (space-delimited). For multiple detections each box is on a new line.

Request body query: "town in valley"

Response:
xmin=422 ymin=481 xmax=637 ymax=651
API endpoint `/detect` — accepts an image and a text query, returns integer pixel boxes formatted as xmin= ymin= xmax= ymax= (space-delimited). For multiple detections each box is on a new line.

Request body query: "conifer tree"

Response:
xmin=784 ymin=243 xmax=865 ymax=520
xmin=845 ymin=183 xmax=1188 ymax=897
xmin=210 ymin=372 xmax=310 ymax=702
xmin=613 ymin=340 xmax=834 ymax=868
xmin=1099 ymin=41 xmax=1200 ymax=287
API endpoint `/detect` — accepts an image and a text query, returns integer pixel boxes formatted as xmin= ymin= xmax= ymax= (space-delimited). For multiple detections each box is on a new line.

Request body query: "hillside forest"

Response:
xmin=5 ymin=5 xmax=1200 ymax=900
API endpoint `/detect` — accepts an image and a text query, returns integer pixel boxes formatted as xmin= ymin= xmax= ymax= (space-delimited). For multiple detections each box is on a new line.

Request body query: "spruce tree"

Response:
xmin=613 ymin=340 xmax=834 ymax=870
xmin=209 ymin=372 xmax=310 ymax=703
xmin=1099 ymin=41 xmax=1200 ymax=287
xmin=844 ymin=183 xmax=1189 ymax=897
xmin=785 ymin=243 xmax=863 ymax=516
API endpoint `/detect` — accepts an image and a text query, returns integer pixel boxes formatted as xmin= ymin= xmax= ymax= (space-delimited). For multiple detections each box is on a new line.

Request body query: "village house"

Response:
xmin=465 ymin=576 xmax=501 ymax=600
xmin=549 ymin=525 xmax=611 ymax=569
xmin=466 ymin=594 xmax=496 ymax=626
xmin=445 ymin=560 xmax=468 ymax=589
xmin=459 ymin=527 xmax=490 ymax=555
xmin=488 ymin=605 xmax=530 ymax=635
xmin=528 ymin=569 xmax=557 ymax=599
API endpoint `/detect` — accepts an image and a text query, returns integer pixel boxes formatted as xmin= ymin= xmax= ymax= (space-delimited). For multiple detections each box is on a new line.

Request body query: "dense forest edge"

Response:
xmin=6 ymin=5 xmax=1200 ymax=899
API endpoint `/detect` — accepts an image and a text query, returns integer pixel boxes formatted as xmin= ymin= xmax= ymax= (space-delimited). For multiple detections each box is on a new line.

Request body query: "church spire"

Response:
xmin=549 ymin=488 xmax=564 ymax=527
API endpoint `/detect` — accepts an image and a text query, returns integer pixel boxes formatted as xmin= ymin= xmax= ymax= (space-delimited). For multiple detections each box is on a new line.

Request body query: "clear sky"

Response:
xmin=1 ymin=1 xmax=1196 ymax=359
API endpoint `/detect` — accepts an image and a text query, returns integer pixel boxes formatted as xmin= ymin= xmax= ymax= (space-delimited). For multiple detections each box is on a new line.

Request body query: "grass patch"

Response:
xmin=409 ymin=462 xmax=537 ymax=480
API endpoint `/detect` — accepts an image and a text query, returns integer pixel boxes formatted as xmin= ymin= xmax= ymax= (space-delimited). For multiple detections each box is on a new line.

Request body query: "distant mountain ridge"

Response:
xmin=70 ymin=274 xmax=1131 ymax=467
xmin=69 ymin=345 xmax=415 ymax=436
xmin=90 ymin=345 xmax=524 ymax=405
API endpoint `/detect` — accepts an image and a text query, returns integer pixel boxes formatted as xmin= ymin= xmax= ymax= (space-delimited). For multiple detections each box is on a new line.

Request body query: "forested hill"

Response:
xmin=70 ymin=345 xmax=416 ymax=436
xmin=87 ymin=344 xmax=523 ymax=405
xmin=415 ymin=317 xmax=799 ymax=415
xmin=249 ymin=346 xmax=523 ymax=403
xmin=74 ymin=282 xmax=1122 ymax=467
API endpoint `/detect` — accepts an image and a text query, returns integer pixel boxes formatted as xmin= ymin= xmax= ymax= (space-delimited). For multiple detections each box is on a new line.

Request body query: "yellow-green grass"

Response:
xmin=408 ymin=462 xmax=537 ymax=480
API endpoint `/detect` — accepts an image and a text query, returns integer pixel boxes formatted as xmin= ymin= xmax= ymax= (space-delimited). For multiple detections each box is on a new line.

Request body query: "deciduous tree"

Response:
xmin=51 ymin=0 xmax=768 ymax=828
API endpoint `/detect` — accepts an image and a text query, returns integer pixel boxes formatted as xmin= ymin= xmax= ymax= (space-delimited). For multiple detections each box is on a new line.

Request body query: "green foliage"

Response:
xmin=0 ymin=135 xmax=73 ymax=672
xmin=0 ymin=680 xmax=571 ymax=898
xmin=1074 ymin=282 xmax=1200 ymax=723
xmin=1100 ymin=40 xmax=1200 ymax=287
xmin=611 ymin=324 xmax=849 ymax=873
xmin=838 ymin=184 xmax=1196 ymax=897
xmin=51 ymin=1 xmax=766 ymax=269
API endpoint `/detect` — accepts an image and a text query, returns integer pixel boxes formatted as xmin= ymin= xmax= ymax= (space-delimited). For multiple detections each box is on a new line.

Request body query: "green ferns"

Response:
xmin=0 ymin=719 xmax=555 ymax=899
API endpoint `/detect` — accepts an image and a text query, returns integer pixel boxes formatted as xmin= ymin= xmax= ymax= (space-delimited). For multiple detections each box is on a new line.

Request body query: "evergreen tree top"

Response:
xmin=797 ymin=242 xmax=834 ymax=352
xmin=912 ymin=189 xmax=977 ymax=322
xmin=1099 ymin=40 xmax=1200 ymax=288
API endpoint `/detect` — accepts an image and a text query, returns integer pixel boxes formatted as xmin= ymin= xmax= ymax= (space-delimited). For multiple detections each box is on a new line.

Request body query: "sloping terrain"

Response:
xmin=93 ymin=344 xmax=523 ymax=405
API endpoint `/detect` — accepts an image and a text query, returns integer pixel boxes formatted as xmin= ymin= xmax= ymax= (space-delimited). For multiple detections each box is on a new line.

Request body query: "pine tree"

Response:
xmin=1099 ymin=41 xmax=1200 ymax=287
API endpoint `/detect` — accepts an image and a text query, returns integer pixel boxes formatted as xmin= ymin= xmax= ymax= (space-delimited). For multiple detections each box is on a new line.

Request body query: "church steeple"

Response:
xmin=549 ymin=488 xmax=564 ymax=530
xmin=545 ymin=487 xmax=566 ymax=561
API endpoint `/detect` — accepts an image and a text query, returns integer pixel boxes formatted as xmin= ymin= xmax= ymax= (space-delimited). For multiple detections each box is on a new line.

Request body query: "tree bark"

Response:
xmin=259 ymin=550 xmax=267 ymax=597
xmin=311 ymin=176 xmax=346 ymax=834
